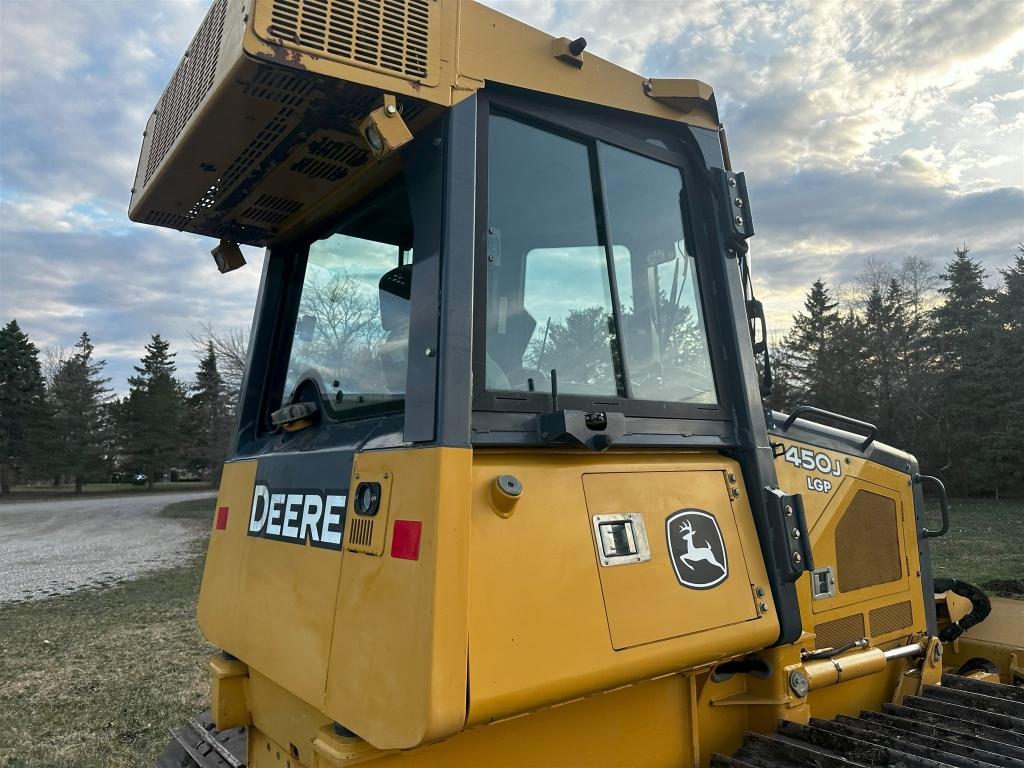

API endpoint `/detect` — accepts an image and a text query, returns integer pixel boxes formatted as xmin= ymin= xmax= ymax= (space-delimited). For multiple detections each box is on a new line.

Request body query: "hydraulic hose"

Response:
xmin=934 ymin=577 xmax=991 ymax=642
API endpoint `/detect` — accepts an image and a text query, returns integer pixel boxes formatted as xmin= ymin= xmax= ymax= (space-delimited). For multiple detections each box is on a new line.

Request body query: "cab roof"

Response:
xmin=129 ymin=0 xmax=720 ymax=247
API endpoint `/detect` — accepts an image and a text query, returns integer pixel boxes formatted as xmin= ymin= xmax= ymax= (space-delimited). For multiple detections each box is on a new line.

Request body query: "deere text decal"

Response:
xmin=248 ymin=484 xmax=347 ymax=550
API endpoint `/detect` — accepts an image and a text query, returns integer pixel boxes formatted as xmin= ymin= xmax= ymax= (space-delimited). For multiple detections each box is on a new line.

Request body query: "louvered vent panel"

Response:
xmin=217 ymin=107 xmax=297 ymax=198
xmin=144 ymin=0 xmax=227 ymax=185
xmin=245 ymin=66 xmax=318 ymax=106
xmin=348 ymin=517 xmax=375 ymax=549
xmin=240 ymin=194 xmax=303 ymax=224
xmin=814 ymin=613 xmax=866 ymax=650
xmin=869 ymin=600 xmax=914 ymax=637
xmin=144 ymin=210 xmax=190 ymax=229
xmin=292 ymin=135 xmax=370 ymax=181
xmin=265 ymin=0 xmax=435 ymax=80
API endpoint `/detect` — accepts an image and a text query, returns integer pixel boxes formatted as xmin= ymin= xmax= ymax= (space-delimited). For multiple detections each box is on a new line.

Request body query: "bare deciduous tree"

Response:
xmin=189 ymin=321 xmax=249 ymax=402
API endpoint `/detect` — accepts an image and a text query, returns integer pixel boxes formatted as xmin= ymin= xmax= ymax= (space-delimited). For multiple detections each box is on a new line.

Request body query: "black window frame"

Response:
xmin=471 ymin=87 xmax=731 ymax=424
xmin=264 ymin=183 xmax=418 ymax=428
xmin=234 ymin=118 xmax=447 ymax=452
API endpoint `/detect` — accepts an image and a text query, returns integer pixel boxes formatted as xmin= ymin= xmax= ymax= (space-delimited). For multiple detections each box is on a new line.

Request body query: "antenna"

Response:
xmin=550 ymin=368 xmax=559 ymax=412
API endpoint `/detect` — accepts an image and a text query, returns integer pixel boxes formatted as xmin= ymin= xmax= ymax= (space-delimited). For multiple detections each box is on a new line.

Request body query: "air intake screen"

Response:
xmin=261 ymin=0 xmax=435 ymax=80
xmin=835 ymin=490 xmax=902 ymax=592
xmin=869 ymin=600 xmax=914 ymax=637
xmin=814 ymin=613 xmax=865 ymax=650
xmin=144 ymin=0 xmax=227 ymax=186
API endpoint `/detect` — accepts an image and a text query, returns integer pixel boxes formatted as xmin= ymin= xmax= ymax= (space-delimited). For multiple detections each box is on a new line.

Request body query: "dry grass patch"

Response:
xmin=0 ymin=499 xmax=215 ymax=767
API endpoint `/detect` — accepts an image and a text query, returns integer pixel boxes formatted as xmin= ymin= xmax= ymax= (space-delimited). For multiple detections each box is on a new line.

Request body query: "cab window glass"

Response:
xmin=485 ymin=114 xmax=620 ymax=396
xmin=600 ymin=143 xmax=717 ymax=404
xmin=283 ymin=235 xmax=411 ymax=416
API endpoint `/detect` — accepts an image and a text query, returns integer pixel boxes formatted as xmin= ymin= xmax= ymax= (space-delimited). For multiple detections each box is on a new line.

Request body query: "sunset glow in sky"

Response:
xmin=1 ymin=0 xmax=1022 ymax=389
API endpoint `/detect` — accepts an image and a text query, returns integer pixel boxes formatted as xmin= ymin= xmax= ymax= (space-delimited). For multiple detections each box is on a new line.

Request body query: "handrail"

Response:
xmin=780 ymin=405 xmax=878 ymax=452
xmin=915 ymin=474 xmax=950 ymax=539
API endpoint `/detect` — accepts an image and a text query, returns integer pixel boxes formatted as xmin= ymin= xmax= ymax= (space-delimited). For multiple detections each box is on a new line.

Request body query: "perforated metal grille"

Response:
xmin=240 ymin=194 xmax=303 ymax=224
xmin=814 ymin=613 xmax=865 ymax=650
xmin=144 ymin=210 xmax=190 ymax=229
xmin=218 ymin=107 xmax=297 ymax=197
xmin=348 ymin=517 xmax=374 ymax=548
xmin=836 ymin=490 xmax=902 ymax=592
xmin=265 ymin=0 xmax=434 ymax=79
xmin=869 ymin=600 xmax=914 ymax=637
xmin=245 ymin=66 xmax=318 ymax=106
xmin=186 ymin=182 xmax=220 ymax=219
xmin=292 ymin=135 xmax=370 ymax=181
xmin=144 ymin=0 xmax=227 ymax=186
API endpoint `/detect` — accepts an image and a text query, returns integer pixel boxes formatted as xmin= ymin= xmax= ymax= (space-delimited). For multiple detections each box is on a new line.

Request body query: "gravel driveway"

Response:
xmin=0 ymin=491 xmax=215 ymax=603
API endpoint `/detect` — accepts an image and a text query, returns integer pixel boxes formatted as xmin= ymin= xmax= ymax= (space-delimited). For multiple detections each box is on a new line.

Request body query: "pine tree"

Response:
xmin=0 ymin=320 xmax=51 ymax=492
xmin=986 ymin=248 xmax=1024 ymax=495
xmin=123 ymin=334 xmax=184 ymax=488
xmin=50 ymin=332 xmax=112 ymax=493
xmin=783 ymin=280 xmax=844 ymax=410
xmin=926 ymin=247 xmax=997 ymax=495
xmin=831 ymin=309 xmax=870 ymax=418
xmin=764 ymin=343 xmax=798 ymax=413
xmin=184 ymin=342 xmax=231 ymax=484
xmin=862 ymin=280 xmax=915 ymax=444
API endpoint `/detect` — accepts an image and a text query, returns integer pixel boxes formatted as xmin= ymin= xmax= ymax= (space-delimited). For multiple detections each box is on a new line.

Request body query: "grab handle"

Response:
xmin=915 ymin=473 xmax=950 ymax=539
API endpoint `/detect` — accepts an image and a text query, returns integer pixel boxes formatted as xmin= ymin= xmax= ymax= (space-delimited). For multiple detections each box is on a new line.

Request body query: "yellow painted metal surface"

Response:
xmin=944 ymin=596 xmax=1024 ymax=685
xmin=199 ymin=436 xmax=949 ymax=766
xmin=210 ymin=655 xmax=251 ymax=730
xmin=197 ymin=459 xmax=258 ymax=649
xmin=466 ymin=451 xmax=779 ymax=728
xmin=199 ymin=456 xmax=346 ymax=715
xmin=583 ymin=471 xmax=759 ymax=649
xmin=774 ymin=439 xmax=926 ymax=644
xmin=250 ymin=671 xmax=754 ymax=768
xmin=324 ymin=447 xmax=473 ymax=749
xmin=247 ymin=669 xmax=333 ymax=768
xmin=243 ymin=0 xmax=719 ymax=130
xmin=772 ymin=436 xmax=935 ymax=722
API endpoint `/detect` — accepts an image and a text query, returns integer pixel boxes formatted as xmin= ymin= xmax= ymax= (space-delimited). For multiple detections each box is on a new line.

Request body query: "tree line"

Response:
xmin=0 ymin=328 xmax=234 ymax=494
xmin=768 ymin=246 xmax=1024 ymax=499
xmin=1 ymin=244 xmax=1020 ymax=497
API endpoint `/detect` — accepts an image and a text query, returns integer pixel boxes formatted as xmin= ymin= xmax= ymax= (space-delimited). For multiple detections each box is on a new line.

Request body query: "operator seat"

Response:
xmin=378 ymin=265 xmax=411 ymax=393
xmin=486 ymin=308 xmax=537 ymax=390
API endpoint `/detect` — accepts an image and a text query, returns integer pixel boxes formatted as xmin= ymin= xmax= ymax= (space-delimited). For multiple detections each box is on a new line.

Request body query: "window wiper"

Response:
xmin=536 ymin=368 xmax=626 ymax=451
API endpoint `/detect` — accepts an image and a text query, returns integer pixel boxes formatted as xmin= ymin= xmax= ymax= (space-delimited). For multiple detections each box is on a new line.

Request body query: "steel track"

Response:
xmin=715 ymin=674 xmax=1024 ymax=768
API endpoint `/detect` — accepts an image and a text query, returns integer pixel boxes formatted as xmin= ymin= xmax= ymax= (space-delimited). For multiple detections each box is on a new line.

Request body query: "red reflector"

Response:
xmin=391 ymin=520 xmax=422 ymax=561
xmin=215 ymin=506 xmax=229 ymax=530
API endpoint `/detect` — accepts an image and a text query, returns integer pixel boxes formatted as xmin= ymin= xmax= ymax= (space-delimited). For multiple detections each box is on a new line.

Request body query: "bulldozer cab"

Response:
xmin=252 ymin=91 xmax=733 ymax=445
xmin=134 ymin=3 xmax=1023 ymax=767
xmin=132 ymin=0 xmax=808 ymax=756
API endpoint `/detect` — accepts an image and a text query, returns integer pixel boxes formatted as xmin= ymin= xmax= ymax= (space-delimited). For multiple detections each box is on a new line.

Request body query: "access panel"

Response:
xmin=583 ymin=471 xmax=760 ymax=650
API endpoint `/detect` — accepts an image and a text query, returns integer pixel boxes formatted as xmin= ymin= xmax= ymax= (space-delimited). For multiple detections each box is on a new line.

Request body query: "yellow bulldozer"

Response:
xmin=130 ymin=1 xmax=1023 ymax=765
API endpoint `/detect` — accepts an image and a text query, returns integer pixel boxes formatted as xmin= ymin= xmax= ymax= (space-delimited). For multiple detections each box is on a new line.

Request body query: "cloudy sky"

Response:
xmin=1 ymin=0 xmax=1022 ymax=391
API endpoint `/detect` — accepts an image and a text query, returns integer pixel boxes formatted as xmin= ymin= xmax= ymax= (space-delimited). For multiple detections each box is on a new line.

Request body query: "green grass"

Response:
xmin=1 ymin=482 xmax=213 ymax=503
xmin=928 ymin=498 xmax=1024 ymax=597
xmin=0 ymin=499 xmax=216 ymax=768
xmin=159 ymin=497 xmax=220 ymax=523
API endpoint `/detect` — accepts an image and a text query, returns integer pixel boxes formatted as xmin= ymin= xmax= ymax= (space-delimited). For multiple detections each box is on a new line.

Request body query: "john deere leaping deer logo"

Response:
xmin=666 ymin=510 xmax=729 ymax=589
